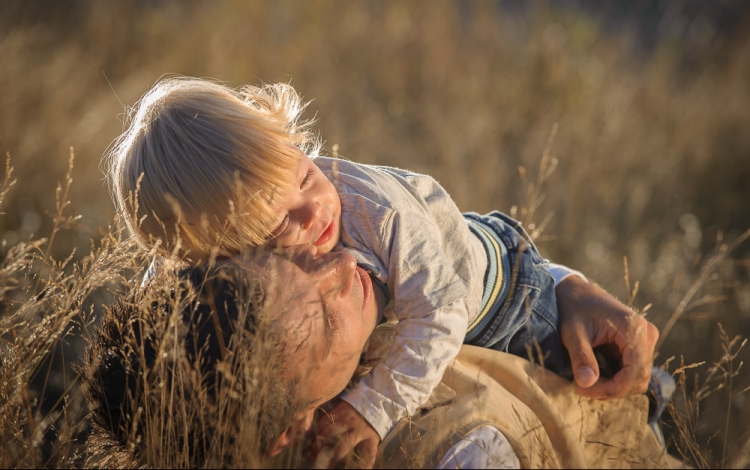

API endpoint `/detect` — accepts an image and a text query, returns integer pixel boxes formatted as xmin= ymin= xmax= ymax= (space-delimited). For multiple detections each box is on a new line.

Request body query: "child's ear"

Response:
xmin=266 ymin=408 xmax=316 ymax=457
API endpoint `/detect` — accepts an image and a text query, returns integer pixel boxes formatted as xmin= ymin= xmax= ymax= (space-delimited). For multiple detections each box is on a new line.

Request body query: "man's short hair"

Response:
xmin=82 ymin=261 xmax=299 ymax=467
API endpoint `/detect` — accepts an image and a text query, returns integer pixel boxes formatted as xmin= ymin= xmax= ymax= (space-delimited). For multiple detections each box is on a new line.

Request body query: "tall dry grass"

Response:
xmin=1 ymin=0 xmax=749 ymax=467
xmin=81 ymin=256 xmax=302 ymax=468
xmin=0 ymin=152 xmax=143 ymax=467
xmin=0 ymin=154 xmax=304 ymax=468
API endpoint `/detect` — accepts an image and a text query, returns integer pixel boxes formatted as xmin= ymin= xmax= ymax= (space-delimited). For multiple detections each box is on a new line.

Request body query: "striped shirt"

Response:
xmin=463 ymin=214 xmax=513 ymax=345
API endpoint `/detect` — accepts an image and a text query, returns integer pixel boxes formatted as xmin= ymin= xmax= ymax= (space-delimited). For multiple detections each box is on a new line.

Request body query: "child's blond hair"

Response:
xmin=107 ymin=77 xmax=319 ymax=262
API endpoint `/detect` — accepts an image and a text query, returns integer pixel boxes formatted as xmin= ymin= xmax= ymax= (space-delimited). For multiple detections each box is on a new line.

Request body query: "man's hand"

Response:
xmin=311 ymin=401 xmax=380 ymax=469
xmin=556 ymin=275 xmax=659 ymax=399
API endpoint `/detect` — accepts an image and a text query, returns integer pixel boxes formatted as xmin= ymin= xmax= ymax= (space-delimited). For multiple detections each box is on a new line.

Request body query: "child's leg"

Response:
xmin=464 ymin=211 xmax=571 ymax=378
xmin=465 ymin=212 xmax=675 ymax=444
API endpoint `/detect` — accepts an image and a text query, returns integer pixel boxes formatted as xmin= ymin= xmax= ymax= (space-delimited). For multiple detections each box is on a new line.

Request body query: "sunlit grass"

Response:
xmin=1 ymin=1 xmax=749 ymax=467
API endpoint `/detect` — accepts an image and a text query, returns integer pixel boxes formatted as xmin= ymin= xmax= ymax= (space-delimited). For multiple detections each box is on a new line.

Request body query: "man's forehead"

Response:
xmin=241 ymin=250 xmax=332 ymax=350
xmin=246 ymin=251 xmax=302 ymax=286
xmin=252 ymin=249 xmax=324 ymax=288
xmin=254 ymin=255 xmax=320 ymax=319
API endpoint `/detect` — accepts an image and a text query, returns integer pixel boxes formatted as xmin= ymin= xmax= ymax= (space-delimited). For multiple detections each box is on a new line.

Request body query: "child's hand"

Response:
xmin=311 ymin=401 xmax=380 ymax=469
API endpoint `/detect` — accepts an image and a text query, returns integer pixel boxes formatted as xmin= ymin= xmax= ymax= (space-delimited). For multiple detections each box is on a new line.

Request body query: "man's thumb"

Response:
xmin=568 ymin=334 xmax=600 ymax=388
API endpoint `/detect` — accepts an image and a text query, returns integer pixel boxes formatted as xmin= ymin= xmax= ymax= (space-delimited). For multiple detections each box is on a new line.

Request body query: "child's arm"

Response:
xmin=311 ymin=299 xmax=469 ymax=468
xmin=340 ymin=298 xmax=469 ymax=438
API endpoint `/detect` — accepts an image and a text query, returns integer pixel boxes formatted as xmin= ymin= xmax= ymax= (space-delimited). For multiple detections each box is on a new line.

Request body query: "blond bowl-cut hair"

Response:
xmin=107 ymin=77 xmax=319 ymax=262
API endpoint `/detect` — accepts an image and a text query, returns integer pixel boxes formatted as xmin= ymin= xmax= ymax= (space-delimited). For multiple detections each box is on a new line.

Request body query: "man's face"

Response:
xmin=258 ymin=247 xmax=380 ymax=407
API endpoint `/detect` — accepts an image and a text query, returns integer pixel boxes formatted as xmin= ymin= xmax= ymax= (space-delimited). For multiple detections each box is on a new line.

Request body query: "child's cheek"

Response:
xmin=313 ymin=221 xmax=341 ymax=256
xmin=317 ymin=186 xmax=342 ymax=255
xmin=313 ymin=239 xmax=336 ymax=256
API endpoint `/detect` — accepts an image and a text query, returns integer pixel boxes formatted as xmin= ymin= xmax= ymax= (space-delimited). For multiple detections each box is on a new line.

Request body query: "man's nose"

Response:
xmin=281 ymin=244 xmax=317 ymax=261
xmin=311 ymin=251 xmax=357 ymax=293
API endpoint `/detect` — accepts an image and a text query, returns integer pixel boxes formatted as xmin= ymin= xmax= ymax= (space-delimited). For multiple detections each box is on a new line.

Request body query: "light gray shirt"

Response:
xmin=316 ymin=158 xmax=584 ymax=467
xmin=316 ymin=156 xmax=488 ymax=438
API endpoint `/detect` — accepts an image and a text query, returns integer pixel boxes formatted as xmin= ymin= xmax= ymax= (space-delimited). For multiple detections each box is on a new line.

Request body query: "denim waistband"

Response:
xmin=464 ymin=214 xmax=512 ymax=343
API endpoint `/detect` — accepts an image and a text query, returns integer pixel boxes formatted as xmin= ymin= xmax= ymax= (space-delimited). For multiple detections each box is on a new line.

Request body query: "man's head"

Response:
xmin=83 ymin=248 xmax=380 ymax=465
xmin=107 ymin=77 xmax=321 ymax=262
xmin=83 ymin=260 xmax=294 ymax=466
xmin=262 ymin=246 xmax=380 ymax=411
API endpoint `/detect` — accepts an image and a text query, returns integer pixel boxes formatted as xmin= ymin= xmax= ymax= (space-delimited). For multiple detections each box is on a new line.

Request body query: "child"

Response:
xmin=108 ymin=77 xmax=588 ymax=464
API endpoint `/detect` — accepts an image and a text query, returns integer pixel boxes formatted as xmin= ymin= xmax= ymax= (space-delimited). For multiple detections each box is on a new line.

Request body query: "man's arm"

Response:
xmin=556 ymin=274 xmax=659 ymax=398
xmin=438 ymin=276 xmax=659 ymax=469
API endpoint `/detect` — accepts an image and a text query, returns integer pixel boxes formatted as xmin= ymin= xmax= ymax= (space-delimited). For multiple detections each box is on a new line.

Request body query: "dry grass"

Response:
xmin=1 ymin=1 xmax=749 ymax=467
xmin=0 ymin=155 xmax=307 ymax=468
xmin=80 ymin=257 xmax=298 ymax=468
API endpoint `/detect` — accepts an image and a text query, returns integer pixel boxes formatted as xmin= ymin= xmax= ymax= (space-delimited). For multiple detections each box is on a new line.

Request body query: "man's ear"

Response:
xmin=267 ymin=426 xmax=294 ymax=457
xmin=266 ymin=408 xmax=317 ymax=457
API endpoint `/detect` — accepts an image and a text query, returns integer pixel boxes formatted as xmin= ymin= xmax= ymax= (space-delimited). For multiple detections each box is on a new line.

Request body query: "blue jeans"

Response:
xmin=463 ymin=211 xmax=571 ymax=378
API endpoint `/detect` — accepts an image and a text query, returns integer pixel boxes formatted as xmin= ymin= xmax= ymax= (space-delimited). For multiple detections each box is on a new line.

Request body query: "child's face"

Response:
xmin=265 ymin=152 xmax=341 ymax=254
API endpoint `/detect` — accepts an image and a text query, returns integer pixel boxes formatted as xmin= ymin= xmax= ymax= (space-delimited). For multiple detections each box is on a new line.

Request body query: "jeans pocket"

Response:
xmin=506 ymin=281 xmax=568 ymax=375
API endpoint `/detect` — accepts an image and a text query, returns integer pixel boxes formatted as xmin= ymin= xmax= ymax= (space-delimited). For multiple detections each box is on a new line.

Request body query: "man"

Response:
xmin=83 ymin=249 xmax=673 ymax=468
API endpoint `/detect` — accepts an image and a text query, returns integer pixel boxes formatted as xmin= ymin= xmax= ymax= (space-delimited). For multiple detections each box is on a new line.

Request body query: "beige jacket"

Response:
xmin=377 ymin=345 xmax=680 ymax=469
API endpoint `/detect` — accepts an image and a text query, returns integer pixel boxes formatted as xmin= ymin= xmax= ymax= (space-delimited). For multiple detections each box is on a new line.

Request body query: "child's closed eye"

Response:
xmin=266 ymin=214 xmax=289 ymax=241
xmin=301 ymin=168 xmax=315 ymax=189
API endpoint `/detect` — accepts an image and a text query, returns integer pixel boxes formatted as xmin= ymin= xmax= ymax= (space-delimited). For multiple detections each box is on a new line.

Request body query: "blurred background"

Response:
xmin=1 ymin=0 xmax=749 ymax=466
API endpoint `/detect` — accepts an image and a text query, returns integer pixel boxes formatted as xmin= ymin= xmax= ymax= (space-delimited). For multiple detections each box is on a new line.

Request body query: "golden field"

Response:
xmin=1 ymin=1 xmax=749 ymax=467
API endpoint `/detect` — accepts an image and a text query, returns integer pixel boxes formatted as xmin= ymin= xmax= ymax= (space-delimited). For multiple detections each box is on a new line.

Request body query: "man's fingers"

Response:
xmin=602 ymin=314 xmax=658 ymax=397
xmin=312 ymin=447 xmax=334 ymax=469
xmin=312 ymin=433 xmax=378 ymax=469
xmin=310 ymin=418 xmax=343 ymax=456
xmin=311 ymin=432 xmax=355 ymax=469
xmin=576 ymin=363 xmax=651 ymax=399
xmin=557 ymin=274 xmax=661 ymax=399
xmin=562 ymin=322 xmax=600 ymax=389
xmin=356 ymin=438 xmax=379 ymax=468
xmin=327 ymin=439 xmax=357 ymax=469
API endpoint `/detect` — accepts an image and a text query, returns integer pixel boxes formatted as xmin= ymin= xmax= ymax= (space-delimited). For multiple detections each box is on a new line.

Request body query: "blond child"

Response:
xmin=109 ymin=77 xmax=586 ymax=467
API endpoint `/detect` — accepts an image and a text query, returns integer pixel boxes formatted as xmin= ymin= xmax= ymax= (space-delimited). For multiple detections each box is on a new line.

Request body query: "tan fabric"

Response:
xmin=378 ymin=345 xmax=679 ymax=469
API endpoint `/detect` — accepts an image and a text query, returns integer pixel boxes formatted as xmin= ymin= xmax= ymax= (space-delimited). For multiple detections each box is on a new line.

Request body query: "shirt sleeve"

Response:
xmin=327 ymin=161 xmax=477 ymax=439
xmin=436 ymin=425 xmax=521 ymax=469
xmin=547 ymin=263 xmax=587 ymax=286
xmin=341 ymin=298 xmax=469 ymax=439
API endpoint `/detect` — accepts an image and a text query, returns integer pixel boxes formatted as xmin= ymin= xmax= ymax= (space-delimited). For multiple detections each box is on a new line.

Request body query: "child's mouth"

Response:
xmin=314 ymin=220 xmax=335 ymax=247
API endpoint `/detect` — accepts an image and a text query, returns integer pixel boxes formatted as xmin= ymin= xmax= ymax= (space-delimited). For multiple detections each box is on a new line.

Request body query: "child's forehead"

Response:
xmin=293 ymin=151 xmax=306 ymax=172
xmin=290 ymin=147 xmax=307 ymax=169
xmin=263 ymin=152 xmax=307 ymax=200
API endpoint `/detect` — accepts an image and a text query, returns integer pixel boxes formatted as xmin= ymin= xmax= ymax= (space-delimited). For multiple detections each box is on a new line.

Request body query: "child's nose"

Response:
xmin=300 ymin=202 xmax=321 ymax=231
